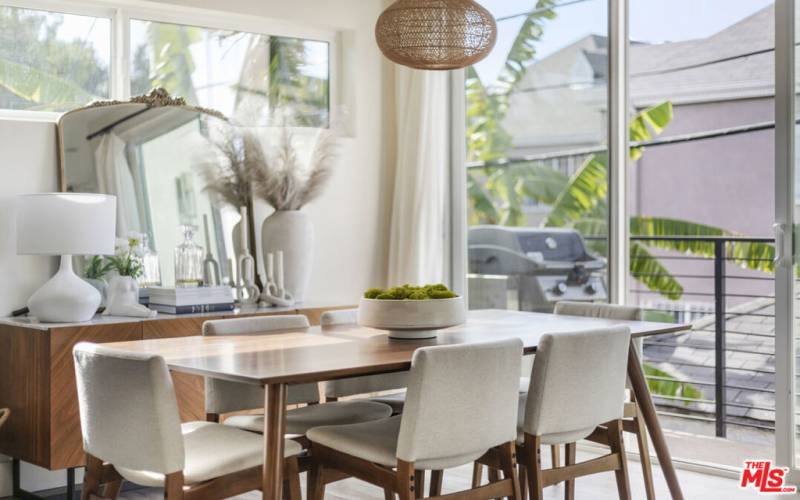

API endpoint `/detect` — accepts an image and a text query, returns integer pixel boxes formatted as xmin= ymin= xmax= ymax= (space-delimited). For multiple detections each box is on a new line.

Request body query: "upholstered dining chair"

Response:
xmin=203 ymin=315 xmax=393 ymax=441
xmin=478 ymin=327 xmax=633 ymax=500
xmin=307 ymin=338 xmax=524 ymax=500
xmin=552 ymin=301 xmax=654 ymax=499
xmin=73 ymin=342 xmax=303 ymax=500
xmin=321 ymin=309 xmax=408 ymax=414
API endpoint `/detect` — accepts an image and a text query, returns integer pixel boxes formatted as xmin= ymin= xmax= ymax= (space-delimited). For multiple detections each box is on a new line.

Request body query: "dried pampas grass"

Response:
xmin=248 ymin=127 xmax=339 ymax=211
xmin=200 ymin=126 xmax=339 ymax=211
xmin=197 ymin=130 xmax=260 ymax=208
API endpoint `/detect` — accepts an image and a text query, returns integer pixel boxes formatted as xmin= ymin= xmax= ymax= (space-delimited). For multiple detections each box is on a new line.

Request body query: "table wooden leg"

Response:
xmin=263 ymin=383 xmax=288 ymax=500
xmin=627 ymin=343 xmax=684 ymax=500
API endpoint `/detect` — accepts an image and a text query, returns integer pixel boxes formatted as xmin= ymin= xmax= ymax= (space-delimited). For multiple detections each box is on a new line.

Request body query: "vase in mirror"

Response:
xmin=139 ymin=234 xmax=162 ymax=287
xmin=175 ymin=225 xmax=203 ymax=287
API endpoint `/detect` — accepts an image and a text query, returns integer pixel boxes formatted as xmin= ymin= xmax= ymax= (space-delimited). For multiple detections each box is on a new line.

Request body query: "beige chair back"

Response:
xmin=397 ymin=339 xmax=522 ymax=463
xmin=523 ymin=327 xmax=630 ymax=442
xmin=554 ymin=301 xmax=641 ymax=320
xmin=554 ymin=300 xmax=643 ymax=357
xmin=73 ymin=343 xmax=184 ymax=474
xmin=203 ymin=315 xmax=320 ymax=413
xmin=321 ymin=309 xmax=408 ymax=398
xmin=319 ymin=309 xmax=358 ymax=326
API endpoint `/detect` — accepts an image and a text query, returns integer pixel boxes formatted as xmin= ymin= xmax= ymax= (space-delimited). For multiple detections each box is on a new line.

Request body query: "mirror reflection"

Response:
xmin=58 ymin=101 xmax=238 ymax=287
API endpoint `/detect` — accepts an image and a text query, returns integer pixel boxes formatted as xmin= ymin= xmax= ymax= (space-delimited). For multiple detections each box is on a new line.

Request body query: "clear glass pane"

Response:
xmin=0 ymin=6 xmax=110 ymax=111
xmin=130 ymin=19 xmax=329 ymax=126
xmin=465 ymin=0 xmax=609 ymax=314
xmin=627 ymin=0 xmax=775 ymax=469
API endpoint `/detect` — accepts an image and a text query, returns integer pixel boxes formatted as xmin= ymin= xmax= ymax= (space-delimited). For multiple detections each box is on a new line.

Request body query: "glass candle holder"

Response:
xmin=175 ymin=225 xmax=203 ymax=287
xmin=139 ymin=234 xmax=162 ymax=287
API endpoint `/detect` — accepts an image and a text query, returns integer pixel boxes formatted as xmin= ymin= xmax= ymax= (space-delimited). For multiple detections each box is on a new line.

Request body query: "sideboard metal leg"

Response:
xmin=66 ymin=467 xmax=76 ymax=500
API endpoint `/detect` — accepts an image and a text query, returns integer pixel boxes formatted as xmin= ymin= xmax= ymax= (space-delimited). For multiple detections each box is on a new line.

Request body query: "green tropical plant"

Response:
xmin=644 ymin=365 xmax=703 ymax=405
xmin=0 ymin=8 xmax=108 ymax=110
xmin=84 ymin=255 xmax=113 ymax=280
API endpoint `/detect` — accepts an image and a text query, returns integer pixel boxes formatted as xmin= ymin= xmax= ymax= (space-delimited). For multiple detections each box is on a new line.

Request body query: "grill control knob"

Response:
xmin=585 ymin=282 xmax=597 ymax=295
xmin=553 ymin=281 xmax=567 ymax=296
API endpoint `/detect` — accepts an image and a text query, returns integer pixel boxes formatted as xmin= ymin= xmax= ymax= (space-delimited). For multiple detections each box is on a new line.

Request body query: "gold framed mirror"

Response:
xmin=56 ymin=88 xmax=250 ymax=287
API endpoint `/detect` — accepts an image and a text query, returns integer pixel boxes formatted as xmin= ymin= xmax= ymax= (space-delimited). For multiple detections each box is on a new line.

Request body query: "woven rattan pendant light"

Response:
xmin=375 ymin=0 xmax=497 ymax=70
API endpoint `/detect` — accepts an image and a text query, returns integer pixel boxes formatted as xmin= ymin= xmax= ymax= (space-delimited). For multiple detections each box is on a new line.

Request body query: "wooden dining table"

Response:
xmin=106 ymin=309 xmax=690 ymax=500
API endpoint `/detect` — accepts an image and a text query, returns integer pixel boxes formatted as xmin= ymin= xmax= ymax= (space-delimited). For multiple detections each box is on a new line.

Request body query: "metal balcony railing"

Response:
xmin=627 ymin=235 xmax=776 ymax=438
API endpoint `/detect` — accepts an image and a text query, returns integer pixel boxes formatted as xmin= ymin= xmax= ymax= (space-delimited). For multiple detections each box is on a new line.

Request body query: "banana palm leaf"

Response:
xmin=467 ymin=170 xmax=500 ymax=225
xmin=0 ymin=57 xmax=96 ymax=108
xmin=631 ymin=216 xmax=774 ymax=273
xmin=494 ymin=1 xmax=557 ymax=95
xmin=630 ymin=241 xmax=684 ymax=300
xmin=542 ymin=152 xmax=608 ymax=227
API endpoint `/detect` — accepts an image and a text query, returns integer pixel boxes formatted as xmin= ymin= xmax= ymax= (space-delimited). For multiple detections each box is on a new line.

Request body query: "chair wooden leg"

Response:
xmin=472 ymin=463 xmax=484 ymax=488
xmin=384 ymin=488 xmax=396 ymax=500
xmin=518 ymin=464 xmax=528 ymax=500
xmin=564 ymin=443 xmax=576 ymax=500
xmin=164 ymin=471 xmax=184 ymax=499
xmin=308 ymin=461 xmax=326 ymax=500
xmin=397 ymin=460 xmax=416 ymax=500
xmin=523 ymin=434 xmax=544 ymax=500
xmin=499 ymin=441 xmax=522 ymax=500
xmin=205 ymin=413 xmax=220 ymax=423
xmin=607 ymin=420 xmax=632 ymax=500
xmin=81 ymin=454 xmax=103 ymax=500
xmin=429 ymin=470 xmax=443 ymax=497
xmin=414 ymin=470 xmax=425 ymax=499
xmin=634 ymin=410 xmax=656 ymax=500
xmin=488 ymin=467 xmax=501 ymax=484
xmin=284 ymin=457 xmax=302 ymax=500
xmin=550 ymin=445 xmax=560 ymax=469
xmin=103 ymin=479 xmax=123 ymax=499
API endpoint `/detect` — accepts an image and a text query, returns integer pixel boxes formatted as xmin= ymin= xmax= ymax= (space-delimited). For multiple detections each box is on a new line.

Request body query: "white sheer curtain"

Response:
xmin=93 ymin=133 xmax=141 ymax=236
xmin=386 ymin=66 xmax=449 ymax=285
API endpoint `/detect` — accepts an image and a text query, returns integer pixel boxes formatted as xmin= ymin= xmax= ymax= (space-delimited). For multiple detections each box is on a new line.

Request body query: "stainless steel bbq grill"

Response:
xmin=468 ymin=226 xmax=608 ymax=312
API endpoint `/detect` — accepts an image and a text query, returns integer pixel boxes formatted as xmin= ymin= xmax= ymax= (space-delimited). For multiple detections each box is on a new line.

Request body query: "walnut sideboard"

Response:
xmin=0 ymin=302 xmax=353 ymax=470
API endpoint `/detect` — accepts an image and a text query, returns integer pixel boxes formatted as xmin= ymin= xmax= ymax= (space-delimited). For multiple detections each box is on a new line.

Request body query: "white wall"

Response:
xmin=0 ymin=0 xmax=395 ymax=492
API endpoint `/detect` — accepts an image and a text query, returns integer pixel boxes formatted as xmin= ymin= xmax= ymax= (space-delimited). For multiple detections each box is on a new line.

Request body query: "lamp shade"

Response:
xmin=375 ymin=0 xmax=497 ymax=70
xmin=16 ymin=193 xmax=117 ymax=256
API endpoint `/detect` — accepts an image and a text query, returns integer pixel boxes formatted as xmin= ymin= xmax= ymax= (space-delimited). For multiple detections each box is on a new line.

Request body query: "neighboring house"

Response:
xmin=504 ymin=4 xmax=780 ymax=238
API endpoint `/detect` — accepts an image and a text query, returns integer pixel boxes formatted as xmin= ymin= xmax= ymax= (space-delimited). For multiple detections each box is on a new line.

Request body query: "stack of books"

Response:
xmin=148 ymin=286 xmax=235 ymax=314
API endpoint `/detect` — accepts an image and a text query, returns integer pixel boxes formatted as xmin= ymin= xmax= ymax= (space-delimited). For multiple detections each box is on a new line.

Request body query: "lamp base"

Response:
xmin=28 ymin=255 xmax=101 ymax=323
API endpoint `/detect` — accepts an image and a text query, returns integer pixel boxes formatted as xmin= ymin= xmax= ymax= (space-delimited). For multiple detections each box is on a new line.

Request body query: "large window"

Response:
xmin=465 ymin=0 xmax=609 ymax=312
xmin=0 ymin=1 xmax=333 ymax=123
xmin=461 ymin=0 xmax=782 ymax=472
xmin=0 ymin=5 xmax=110 ymax=111
xmin=130 ymin=20 xmax=329 ymax=126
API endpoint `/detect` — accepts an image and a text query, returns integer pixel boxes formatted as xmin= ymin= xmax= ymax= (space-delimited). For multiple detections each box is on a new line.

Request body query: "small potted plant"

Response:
xmin=83 ymin=255 xmax=113 ymax=304
xmin=104 ymin=233 xmax=155 ymax=317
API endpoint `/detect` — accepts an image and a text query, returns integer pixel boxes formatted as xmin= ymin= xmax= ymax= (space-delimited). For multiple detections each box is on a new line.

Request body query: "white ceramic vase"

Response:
xmin=261 ymin=210 xmax=314 ymax=302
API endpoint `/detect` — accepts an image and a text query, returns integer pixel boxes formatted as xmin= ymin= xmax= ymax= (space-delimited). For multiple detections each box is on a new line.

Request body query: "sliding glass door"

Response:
xmin=775 ymin=0 xmax=800 ymax=484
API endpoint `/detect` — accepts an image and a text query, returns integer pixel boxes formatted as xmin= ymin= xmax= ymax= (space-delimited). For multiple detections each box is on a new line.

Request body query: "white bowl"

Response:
xmin=357 ymin=296 xmax=466 ymax=340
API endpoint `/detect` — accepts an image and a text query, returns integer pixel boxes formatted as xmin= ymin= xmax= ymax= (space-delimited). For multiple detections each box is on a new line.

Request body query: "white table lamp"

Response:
xmin=16 ymin=193 xmax=117 ymax=322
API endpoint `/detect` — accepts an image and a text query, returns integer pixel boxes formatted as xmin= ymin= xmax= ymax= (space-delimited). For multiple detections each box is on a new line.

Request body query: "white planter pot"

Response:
xmin=357 ymin=297 xmax=466 ymax=340
xmin=105 ymin=275 xmax=156 ymax=318
xmin=261 ymin=210 xmax=314 ymax=302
